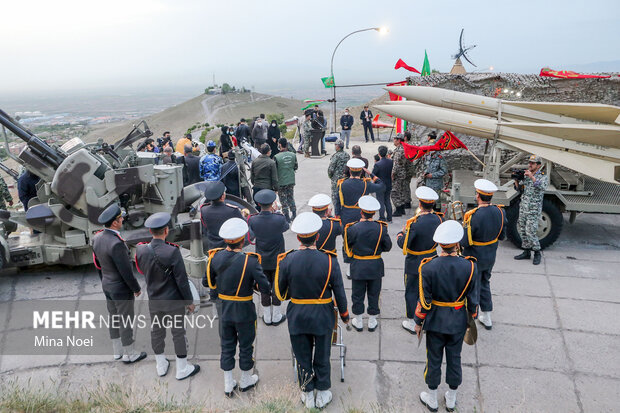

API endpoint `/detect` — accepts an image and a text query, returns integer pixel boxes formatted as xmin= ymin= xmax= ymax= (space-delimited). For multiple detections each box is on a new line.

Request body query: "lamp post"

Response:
xmin=329 ymin=27 xmax=388 ymax=133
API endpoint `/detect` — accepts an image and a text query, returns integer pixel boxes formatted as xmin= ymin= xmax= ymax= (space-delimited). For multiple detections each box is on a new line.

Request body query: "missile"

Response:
xmin=385 ymin=86 xmax=620 ymax=125
xmin=373 ymin=103 xmax=620 ymax=183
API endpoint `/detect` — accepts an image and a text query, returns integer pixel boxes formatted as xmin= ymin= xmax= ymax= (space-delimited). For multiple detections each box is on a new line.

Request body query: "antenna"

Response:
xmin=452 ymin=29 xmax=477 ymax=67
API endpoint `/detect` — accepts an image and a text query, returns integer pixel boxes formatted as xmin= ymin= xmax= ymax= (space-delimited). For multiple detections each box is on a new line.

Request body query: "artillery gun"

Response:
xmin=376 ymin=85 xmax=620 ymax=249
xmin=0 ymin=109 xmax=256 ymax=276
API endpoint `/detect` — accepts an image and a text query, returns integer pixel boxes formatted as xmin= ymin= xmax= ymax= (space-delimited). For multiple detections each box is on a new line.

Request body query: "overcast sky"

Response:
xmin=1 ymin=0 xmax=619 ymax=95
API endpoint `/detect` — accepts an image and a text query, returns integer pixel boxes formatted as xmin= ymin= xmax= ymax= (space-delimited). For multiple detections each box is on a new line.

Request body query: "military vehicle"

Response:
xmin=0 ymin=109 xmax=256 ymax=277
xmin=376 ymin=85 xmax=620 ymax=249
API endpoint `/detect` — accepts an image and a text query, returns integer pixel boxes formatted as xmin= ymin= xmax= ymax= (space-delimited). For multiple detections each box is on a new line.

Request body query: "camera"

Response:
xmin=511 ymin=169 xmax=525 ymax=181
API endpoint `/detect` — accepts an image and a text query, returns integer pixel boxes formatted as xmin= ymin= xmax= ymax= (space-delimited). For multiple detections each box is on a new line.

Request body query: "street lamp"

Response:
xmin=329 ymin=27 xmax=388 ymax=133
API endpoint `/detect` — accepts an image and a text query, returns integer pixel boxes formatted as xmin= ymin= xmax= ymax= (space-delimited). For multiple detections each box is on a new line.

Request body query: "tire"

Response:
xmin=505 ymin=197 xmax=563 ymax=250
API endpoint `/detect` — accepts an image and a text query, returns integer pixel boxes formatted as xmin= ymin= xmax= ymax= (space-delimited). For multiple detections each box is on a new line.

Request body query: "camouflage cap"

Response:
xmin=394 ymin=133 xmax=404 ymax=141
xmin=528 ymin=154 xmax=542 ymax=164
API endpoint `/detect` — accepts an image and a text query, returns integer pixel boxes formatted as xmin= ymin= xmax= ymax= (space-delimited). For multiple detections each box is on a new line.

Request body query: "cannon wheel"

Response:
xmin=506 ymin=198 xmax=563 ymax=250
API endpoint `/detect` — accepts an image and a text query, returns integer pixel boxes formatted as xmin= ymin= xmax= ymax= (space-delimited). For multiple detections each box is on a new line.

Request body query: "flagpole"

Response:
xmin=329 ymin=27 xmax=387 ymax=133
xmin=467 ymin=149 xmax=486 ymax=167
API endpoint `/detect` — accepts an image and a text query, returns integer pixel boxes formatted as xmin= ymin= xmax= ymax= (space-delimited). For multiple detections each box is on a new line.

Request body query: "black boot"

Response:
xmin=533 ymin=251 xmax=542 ymax=265
xmin=392 ymin=206 xmax=405 ymax=217
xmin=514 ymin=249 xmax=531 ymax=260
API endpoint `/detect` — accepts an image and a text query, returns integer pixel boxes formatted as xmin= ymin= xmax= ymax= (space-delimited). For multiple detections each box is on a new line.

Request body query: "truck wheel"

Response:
xmin=505 ymin=198 xmax=563 ymax=250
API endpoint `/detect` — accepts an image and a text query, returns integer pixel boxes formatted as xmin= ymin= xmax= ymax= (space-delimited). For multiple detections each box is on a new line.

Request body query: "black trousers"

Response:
xmin=220 ymin=320 xmax=256 ymax=371
xmin=150 ymin=305 xmax=188 ymax=356
xmin=290 ymin=333 xmax=332 ymax=392
xmin=363 ymin=123 xmax=375 ymax=142
xmin=351 ymin=278 xmax=382 ymax=315
xmin=404 ymin=272 xmax=420 ymax=319
xmin=104 ymin=293 xmax=135 ymax=346
xmin=252 ymin=186 xmax=266 ymax=210
xmin=424 ymin=330 xmax=466 ymax=389
xmin=260 ymin=269 xmax=281 ymax=307
xmin=479 ymin=268 xmax=493 ymax=312
xmin=377 ymin=187 xmax=393 ymax=221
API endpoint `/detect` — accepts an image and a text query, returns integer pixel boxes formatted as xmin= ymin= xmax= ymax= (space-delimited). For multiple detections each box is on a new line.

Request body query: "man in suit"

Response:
xmin=372 ymin=145 xmax=394 ymax=222
xmin=220 ymin=151 xmax=240 ymax=197
xmin=182 ymin=144 xmax=201 ymax=185
xmin=92 ymin=204 xmax=146 ymax=364
xmin=359 ymin=105 xmax=375 ymax=143
xmin=135 ymin=212 xmax=200 ymax=380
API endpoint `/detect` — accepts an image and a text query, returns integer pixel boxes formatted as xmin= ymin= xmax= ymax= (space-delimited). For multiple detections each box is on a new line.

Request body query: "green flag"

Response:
xmin=321 ymin=75 xmax=335 ymax=88
xmin=421 ymin=50 xmax=431 ymax=77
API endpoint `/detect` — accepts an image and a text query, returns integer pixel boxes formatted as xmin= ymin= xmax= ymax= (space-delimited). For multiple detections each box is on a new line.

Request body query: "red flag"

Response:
xmin=402 ymin=131 xmax=467 ymax=160
xmin=394 ymin=59 xmax=421 ymax=74
xmin=436 ymin=131 xmax=468 ymax=150
xmin=539 ymin=68 xmax=611 ymax=79
xmin=387 ymin=80 xmax=408 ymax=101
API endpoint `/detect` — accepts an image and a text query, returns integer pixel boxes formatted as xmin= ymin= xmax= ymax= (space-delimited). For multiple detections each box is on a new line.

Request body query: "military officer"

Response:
xmin=308 ymin=193 xmax=342 ymax=255
xmin=414 ymin=220 xmax=479 ymax=412
xmin=247 ymin=189 xmax=289 ymax=326
xmin=397 ymin=186 xmax=444 ymax=334
xmin=135 ymin=212 xmax=200 ymax=380
xmin=514 ymin=154 xmax=549 ymax=265
xmin=335 ymin=158 xmax=384 ymax=277
xmin=200 ymin=181 xmax=244 ymax=251
xmin=0 ymin=175 xmax=13 ymax=210
xmin=423 ymin=132 xmax=448 ymax=206
xmin=391 ymin=134 xmax=409 ymax=217
xmin=276 ymin=212 xmax=349 ymax=409
xmin=327 ymin=139 xmax=350 ymax=205
xmin=460 ymin=179 xmax=506 ymax=330
xmin=205 ymin=218 xmax=271 ymax=396
xmin=344 ymin=196 xmax=392 ymax=332
xmin=92 ymin=204 xmax=146 ymax=364
xmin=302 ymin=112 xmax=313 ymax=157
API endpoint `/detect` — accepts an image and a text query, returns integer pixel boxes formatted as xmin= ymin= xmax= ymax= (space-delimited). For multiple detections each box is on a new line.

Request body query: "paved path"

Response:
xmin=1 ymin=137 xmax=619 ymax=412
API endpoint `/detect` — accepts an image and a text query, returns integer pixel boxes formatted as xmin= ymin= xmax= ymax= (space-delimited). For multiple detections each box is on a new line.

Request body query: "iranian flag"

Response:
xmin=387 ymin=80 xmax=408 ymax=133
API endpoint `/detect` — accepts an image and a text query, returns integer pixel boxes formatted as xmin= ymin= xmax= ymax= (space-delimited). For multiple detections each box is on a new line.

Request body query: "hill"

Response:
xmin=84 ymin=92 xmax=306 ymax=143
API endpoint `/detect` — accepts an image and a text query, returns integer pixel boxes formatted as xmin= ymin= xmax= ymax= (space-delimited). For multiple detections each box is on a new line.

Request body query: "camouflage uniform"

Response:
xmin=423 ymin=152 xmax=448 ymax=193
xmin=200 ymin=153 xmax=223 ymax=181
xmin=518 ymin=170 xmax=549 ymax=251
xmin=391 ymin=145 xmax=409 ymax=208
xmin=302 ymin=119 xmax=313 ymax=155
xmin=278 ymin=184 xmax=296 ymax=217
xmin=0 ymin=176 xmax=12 ymax=210
xmin=327 ymin=149 xmax=350 ymax=205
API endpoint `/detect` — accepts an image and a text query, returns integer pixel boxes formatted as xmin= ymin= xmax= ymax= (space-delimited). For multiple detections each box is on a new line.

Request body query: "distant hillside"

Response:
xmin=84 ymin=92 xmax=306 ymax=143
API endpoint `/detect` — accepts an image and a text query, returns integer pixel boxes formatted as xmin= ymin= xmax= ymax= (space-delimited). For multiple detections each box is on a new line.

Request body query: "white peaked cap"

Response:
xmin=433 ymin=220 xmax=464 ymax=244
xmin=291 ymin=212 xmax=323 ymax=235
xmin=474 ymin=179 xmax=498 ymax=195
xmin=346 ymin=158 xmax=365 ymax=169
xmin=415 ymin=186 xmax=439 ymax=202
xmin=358 ymin=195 xmax=380 ymax=212
xmin=308 ymin=193 xmax=332 ymax=208
xmin=219 ymin=217 xmax=249 ymax=240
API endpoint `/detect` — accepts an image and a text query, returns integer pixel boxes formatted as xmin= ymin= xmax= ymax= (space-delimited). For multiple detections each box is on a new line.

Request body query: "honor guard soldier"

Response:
xmin=276 ymin=212 xmax=349 ymax=409
xmin=200 ymin=181 xmax=244 ymax=251
xmin=135 ymin=212 xmax=200 ymax=380
xmin=397 ymin=187 xmax=444 ymax=334
xmin=205 ymin=218 xmax=271 ymax=397
xmin=92 ymin=204 xmax=146 ymax=364
xmin=460 ymin=179 xmax=506 ymax=330
xmin=414 ymin=221 xmax=479 ymax=412
xmin=343 ymin=196 xmax=392 ymax=332
xmin=335 ymin=158 xmax=383 ymax=277
xmin=248 ymin=189 xmax=289 ymax=326
xmin=308 ymin=193 xmax=342 ymax=254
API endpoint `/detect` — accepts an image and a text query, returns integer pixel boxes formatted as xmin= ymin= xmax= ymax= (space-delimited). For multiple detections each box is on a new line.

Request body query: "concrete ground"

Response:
xmin=1 ymin=135 xmax=619 ymax=412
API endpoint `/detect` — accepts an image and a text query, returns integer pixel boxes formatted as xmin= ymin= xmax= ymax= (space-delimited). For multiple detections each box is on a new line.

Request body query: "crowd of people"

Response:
xmin=90 ymin=112 xmax=548 ymax=410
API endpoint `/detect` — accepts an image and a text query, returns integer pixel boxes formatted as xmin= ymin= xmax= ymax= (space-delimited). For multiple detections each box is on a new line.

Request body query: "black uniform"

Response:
xmin=276 ymin=249 xmax=349 ymax=392
xmin=221 ymin=160 xmax=240 ymax=197
xmin=414 ymin=255 xmax=479 ymax=390
xmin=460 ymin=204 xmax=506 ymax=312
xmin=247 ymin=211 xmax=289 ymax=307
xmin=204 ymin=249 xmax=270 ymax=371
xmin=92 ymin=229 xmax=141 ymax=346
xmin=396 ymin=212 xmax=443 ymax=318
xmin=200 ymin=200 xmax=244 ymax=251
xmin=334 ymin=175 xmax=383 ymax=262
xmin=135 ymin=239 xmax=194 ymax=356
xmin=316 ymin=216 xmax=343 ymax=254
xmin=344 ymin=220 xmax=392 ymax=315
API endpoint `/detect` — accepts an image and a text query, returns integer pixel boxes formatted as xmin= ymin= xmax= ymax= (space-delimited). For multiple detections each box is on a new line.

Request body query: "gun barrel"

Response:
xmin=0 ymin=109 xmax=65 ymax=168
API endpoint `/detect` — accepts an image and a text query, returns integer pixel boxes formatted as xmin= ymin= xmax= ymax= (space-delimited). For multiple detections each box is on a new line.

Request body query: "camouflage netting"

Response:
xmin=403 ymin=73 xmax=620 ymax=173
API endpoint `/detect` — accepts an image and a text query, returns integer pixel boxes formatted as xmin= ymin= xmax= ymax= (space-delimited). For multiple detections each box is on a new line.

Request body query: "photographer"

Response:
xmin=513 ymin=155 xmax=549 ymax=265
